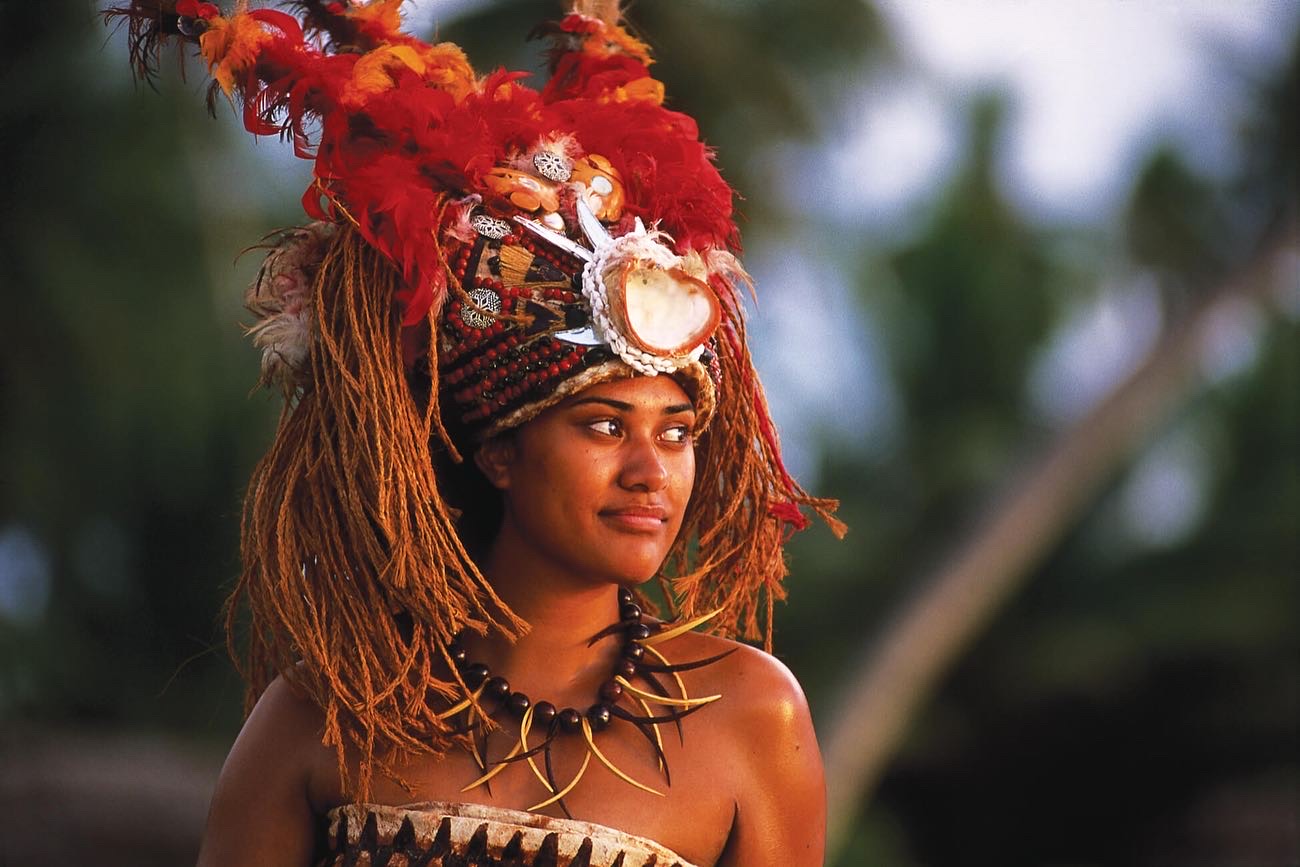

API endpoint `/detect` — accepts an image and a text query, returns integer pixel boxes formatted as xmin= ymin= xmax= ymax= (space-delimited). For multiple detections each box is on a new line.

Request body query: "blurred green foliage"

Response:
xmin=0 ymin=2 xmax=1294 ymax=864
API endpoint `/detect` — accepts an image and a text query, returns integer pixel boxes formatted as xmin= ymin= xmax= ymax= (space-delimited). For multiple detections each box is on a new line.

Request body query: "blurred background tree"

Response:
xmin=1 ymin=1 xmax=1294 ymax=865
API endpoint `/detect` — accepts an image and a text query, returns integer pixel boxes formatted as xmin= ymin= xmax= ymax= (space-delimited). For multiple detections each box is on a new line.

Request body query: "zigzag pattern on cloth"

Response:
xmin=317 ymin=802 xmax=694 ymax=867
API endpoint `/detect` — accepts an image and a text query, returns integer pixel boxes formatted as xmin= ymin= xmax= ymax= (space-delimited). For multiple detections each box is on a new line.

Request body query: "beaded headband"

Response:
xmin=108 ymin=0 xmax=843 ymax=798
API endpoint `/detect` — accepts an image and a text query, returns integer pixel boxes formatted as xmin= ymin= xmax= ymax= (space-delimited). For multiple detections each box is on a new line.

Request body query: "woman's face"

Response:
xmin=477 ymin=374 xmax=697 ymax=588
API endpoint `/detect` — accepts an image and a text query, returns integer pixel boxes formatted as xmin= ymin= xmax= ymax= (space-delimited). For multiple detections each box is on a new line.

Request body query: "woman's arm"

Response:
xmin=196 ymin=676 xmax=322 ymax=867
xmin=715 ymin=648 xmax=827 ymax=866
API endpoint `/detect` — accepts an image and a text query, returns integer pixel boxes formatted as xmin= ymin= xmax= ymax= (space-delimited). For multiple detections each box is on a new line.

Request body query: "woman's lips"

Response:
xmin=599 ymin=505 xmax=669 ymax=532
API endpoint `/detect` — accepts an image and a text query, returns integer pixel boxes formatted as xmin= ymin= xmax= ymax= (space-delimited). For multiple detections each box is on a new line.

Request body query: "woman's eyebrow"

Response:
xmin=566 ymin=397 xmax=696 ymax=415
xmin=567 ymin=396 xmax=634 ymax=411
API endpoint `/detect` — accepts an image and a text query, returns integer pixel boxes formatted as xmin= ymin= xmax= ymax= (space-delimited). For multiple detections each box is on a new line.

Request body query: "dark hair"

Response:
xmin=431 ymin=426 xmax=511 ymax=564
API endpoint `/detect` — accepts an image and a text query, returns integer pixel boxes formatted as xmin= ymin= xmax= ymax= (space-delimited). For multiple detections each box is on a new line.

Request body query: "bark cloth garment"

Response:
xmin=317 ymin=801 xmax=698 ymax=867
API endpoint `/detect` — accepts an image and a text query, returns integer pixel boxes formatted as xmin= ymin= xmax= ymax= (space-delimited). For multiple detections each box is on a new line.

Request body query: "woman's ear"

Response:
xmin=474 ymin=436 xmax=516 ymax=491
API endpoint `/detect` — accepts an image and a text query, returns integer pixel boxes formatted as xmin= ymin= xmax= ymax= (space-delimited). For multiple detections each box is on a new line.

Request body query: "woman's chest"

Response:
xmin=315 ymin=719 xmax=739 ymax=866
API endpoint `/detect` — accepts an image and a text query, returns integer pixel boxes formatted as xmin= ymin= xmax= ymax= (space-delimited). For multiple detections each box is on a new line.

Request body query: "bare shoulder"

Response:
xmin=224 ymin=674 xmax=331 ymax=779
xmin=196 ymin=675 xmax=325 ymax=867
xmin=672 ymin=632 xmax=814 ymax=731
xmin=666 ymin=632 xmax=827 ymax=865
xmin=245 ymin=673 xmax=325 ymax=736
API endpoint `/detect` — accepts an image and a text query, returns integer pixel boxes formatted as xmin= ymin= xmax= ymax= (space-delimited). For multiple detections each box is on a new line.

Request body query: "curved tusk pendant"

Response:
xmin=634 ymin=696 xmax=666 ymax=770
xmin=637 ymin=647 xmax=688 ymax=743
xmin=469 ymin=728 xmax=486 ymax=772
xmin=616 ymin=676 xmax=721 ymax=707
xmin=517 ymin=704 xmax=535 ymax=752
xmin=641 ymin=644 xmax=690 ymax=702
xmin=460 ymin=739 xmax=524 ymax=792
xmin=436 ymin=683 xmax=485 ymax=720
xmin=581 ymin=717 xmax=664 ymax=797
xmin=519 ymin=706 xmax=554 ymax=793
xmin=528 ymin=750 xmax=591 ymax=811
xmin=642 ymin=608 xmax=725 ymax=647
xmin=610 ymin=702 xmax=713 ymax=725
xmin=637 ymin=647 xmax=738 ymax=674
xmin=541 ymin=738 xmax=569 ymax=818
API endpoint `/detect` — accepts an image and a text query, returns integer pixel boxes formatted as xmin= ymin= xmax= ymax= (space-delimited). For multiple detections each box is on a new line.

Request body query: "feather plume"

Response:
xmin=103 ymin=0 xmax=194 ymax=85
xmin=244 ymin=223 xmax=337 ymax=393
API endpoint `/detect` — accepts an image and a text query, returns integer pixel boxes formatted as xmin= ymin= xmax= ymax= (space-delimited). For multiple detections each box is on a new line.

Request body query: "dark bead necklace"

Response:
xmin=443 ymin=588 xmax=735 ymax=816
xmin=451 ymin=588 xmax=643 ymax=735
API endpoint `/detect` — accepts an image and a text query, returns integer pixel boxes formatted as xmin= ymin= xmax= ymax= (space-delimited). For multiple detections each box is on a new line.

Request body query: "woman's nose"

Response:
xmin=618 ymin=436 xmax=669 ymax=492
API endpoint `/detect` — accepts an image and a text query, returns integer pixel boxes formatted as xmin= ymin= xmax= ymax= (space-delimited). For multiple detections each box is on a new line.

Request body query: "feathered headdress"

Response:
xmin=107 ymin=0 xmax=842 ymax=797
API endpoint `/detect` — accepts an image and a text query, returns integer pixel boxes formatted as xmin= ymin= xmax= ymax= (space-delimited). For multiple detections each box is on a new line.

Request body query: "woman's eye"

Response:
xmin=661 ymin=425 xmax=692 ymax=445
xmin=588 ymin=418 xmax=622 ymax=437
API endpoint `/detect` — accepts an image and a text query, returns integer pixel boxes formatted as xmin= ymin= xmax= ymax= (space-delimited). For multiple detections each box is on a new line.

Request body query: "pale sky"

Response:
xmin=757 ymin=0 xmax=1295 ymax=477
xmin=854 ymin=0 xmax=1298 ymax=223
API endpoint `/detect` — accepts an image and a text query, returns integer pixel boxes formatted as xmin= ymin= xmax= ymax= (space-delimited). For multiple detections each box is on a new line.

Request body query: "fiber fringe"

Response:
xmin=232 ymin=226 xmax=524 ymax=798
xmin=665 ymin=307 xmax=845 ymax=653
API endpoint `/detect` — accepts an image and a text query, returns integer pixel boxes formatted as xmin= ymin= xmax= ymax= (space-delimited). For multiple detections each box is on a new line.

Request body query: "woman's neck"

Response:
xmin=467 ymin=529 xmax=628 ymax=705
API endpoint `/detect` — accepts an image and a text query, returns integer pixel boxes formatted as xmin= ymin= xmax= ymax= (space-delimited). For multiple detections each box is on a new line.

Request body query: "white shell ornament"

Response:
xmin=533 ymin=151 xmax=574 ymax=182
xmin=606 ymin=264 xmax=720 ymax=356
xmin=513 ymin=201 xmax=722 ymax=375
xmin=461 ymin=287 xmax=502 ymax=328
xmin=470 ymin=213 xmax=511 ymax=239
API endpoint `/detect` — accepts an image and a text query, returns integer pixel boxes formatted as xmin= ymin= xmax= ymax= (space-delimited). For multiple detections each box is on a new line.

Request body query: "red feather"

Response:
xmin=113 ymin=3 xmax=744 ymax=321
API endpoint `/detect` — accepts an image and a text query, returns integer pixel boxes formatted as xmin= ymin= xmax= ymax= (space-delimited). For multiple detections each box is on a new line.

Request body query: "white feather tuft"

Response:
xmin=244 ymin=222 xmax=336 ymax=391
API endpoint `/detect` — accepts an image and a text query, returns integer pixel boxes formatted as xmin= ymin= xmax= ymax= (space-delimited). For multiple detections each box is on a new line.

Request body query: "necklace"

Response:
xmin=442 ymin=588 xmax=732 ymax=816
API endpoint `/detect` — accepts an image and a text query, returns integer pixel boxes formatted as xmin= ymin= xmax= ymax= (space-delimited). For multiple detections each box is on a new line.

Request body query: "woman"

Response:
xmin=111 ymin=1 xmax=841 ymax=864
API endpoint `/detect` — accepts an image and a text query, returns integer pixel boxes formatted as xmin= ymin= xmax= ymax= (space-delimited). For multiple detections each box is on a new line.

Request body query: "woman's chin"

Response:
xmin=601 ymin=567 xmax=660 ymax=588
xmin=590 ymin=558 xmax=667 ymax=590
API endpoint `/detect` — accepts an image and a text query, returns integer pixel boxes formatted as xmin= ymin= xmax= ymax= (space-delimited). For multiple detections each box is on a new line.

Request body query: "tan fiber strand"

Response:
xmin=231 ymin=226 xmax=524 ymax=800
xmin=665 ymin=308 xmax=844 ymax=651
